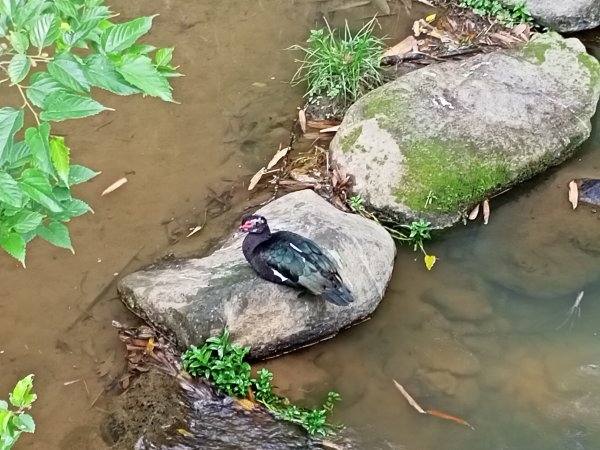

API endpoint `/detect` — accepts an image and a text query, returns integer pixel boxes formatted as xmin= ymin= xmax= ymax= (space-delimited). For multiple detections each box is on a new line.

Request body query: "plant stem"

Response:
xmin=16 ymin=83 xmax=40 ymax=126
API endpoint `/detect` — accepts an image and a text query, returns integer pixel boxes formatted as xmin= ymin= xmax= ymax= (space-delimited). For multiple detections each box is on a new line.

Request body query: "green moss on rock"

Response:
xmin=395 ymin=139 xmax=510 ymax=213
xmin=339 ymin=126 xmax=362 ymax=153
xmin=522 ymin=40 xmax=552 ymax=64
xmin=578 ymin=52 xmax=600 ymax=93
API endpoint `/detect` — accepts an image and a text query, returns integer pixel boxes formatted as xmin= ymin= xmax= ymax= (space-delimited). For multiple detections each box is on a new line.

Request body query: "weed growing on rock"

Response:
xmin=290 ymin=17 xmax=384 ymax=106
xmin=182 ymin=329 xmax=342 ymax=436
xmin=459 ymin=0 xmax=535 ymax=27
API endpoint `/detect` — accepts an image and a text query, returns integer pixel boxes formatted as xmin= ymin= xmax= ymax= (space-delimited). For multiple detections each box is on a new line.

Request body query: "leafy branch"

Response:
xmin=0 ymin=0 xmax=181 ymax=266
xmin=0 ymin=374 xmax=37 ymax=450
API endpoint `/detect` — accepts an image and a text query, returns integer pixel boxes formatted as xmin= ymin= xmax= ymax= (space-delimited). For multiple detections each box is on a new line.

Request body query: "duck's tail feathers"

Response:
xmin=322 ymin=284 xmax=354 ymax=306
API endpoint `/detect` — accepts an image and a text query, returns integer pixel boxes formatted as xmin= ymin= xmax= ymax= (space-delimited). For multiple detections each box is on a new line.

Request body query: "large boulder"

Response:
xmin=502 ymin=0 xmax=600 ymax=32
xmin=330 ymin=32 xmax=600 ymax=229
xmin=118 ymin=189 xmax=395 ymax=359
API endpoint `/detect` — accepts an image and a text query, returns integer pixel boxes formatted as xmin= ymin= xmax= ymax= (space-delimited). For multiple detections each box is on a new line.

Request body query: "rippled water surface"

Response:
xmin=1 ymin=1 xmax=600 ymax=449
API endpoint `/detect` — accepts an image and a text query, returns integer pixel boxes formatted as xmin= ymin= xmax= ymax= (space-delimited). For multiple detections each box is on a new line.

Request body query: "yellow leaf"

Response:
xmin=425 ymin=14 xmax=436 ymax=23
xmin=235 ymin=398 xmax=255 ymax=411
xmin=177 ymin=428 xmax=193 ymax=437
xmin=424 ymin=254 xmax=436 ymax=271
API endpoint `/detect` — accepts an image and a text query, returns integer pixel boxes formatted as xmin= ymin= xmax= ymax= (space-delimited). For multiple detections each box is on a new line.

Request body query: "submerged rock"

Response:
xmin=501 ymin=0 xmax=600 ymax=32
xmin=118 ymin=189 xmax=395 ymax=359
xmin=330 ymin=33 xmax=600 ymax=229
xmin=576 ymin=178 xmax=600 ymax=206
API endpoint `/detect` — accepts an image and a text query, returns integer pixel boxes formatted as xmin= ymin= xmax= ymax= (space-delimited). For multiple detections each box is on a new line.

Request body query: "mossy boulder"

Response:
xmin=330 ymin=33 xmax=600 ymax=228
xmin=501 ymin=0 xmax=600 ymax=32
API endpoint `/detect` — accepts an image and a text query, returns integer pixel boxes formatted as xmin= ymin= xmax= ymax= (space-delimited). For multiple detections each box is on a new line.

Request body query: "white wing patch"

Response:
xmin=271 ymin=268 xmax=288 ymax=282
xmin=289 ymin=243 xmax=306 ymax=262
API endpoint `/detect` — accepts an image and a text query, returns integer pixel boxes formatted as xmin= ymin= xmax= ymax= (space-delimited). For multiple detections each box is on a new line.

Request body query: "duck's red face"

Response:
xmin=240 ymin=215 xmax=268 ymax=233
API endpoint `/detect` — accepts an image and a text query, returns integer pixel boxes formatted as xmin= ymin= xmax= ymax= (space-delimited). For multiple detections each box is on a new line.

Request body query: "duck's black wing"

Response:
xmin=256 ymin=231 xmax=353 ymax=306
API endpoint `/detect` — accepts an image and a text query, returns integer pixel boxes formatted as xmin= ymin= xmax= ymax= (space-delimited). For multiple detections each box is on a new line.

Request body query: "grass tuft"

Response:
xmin=290 ymin=17 xmax=385 ymax=106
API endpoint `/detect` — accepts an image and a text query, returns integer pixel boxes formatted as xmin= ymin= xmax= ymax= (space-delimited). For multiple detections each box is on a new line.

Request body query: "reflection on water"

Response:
xmin=2 ymin=0 xmax=600 ymax=448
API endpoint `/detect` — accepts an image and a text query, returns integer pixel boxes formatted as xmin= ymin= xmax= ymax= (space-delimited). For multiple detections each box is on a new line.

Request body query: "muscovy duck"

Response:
xmin=240 ymin=215 xmax=354 ymax=306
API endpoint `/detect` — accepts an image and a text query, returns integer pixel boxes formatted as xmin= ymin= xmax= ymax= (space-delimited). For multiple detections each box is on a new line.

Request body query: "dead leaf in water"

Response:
xmin=568 ymin=180 xmax=578 ymax=209
xmin=483 ymin=199 xmax=490 ymax=224
xmin=248 ymin=167 xmax=266 ymax=191
xmin=298 ymin=109 xmax=307 ymax=133
xmin=267 ymin=146 xmax=290 ymax=169
xmin=424 ymin=254 xmax=437 ymax=271
xmin=426 ymin=409 xmax=475 ymax=430
xmin=186 ymin=225 xmax=203 ymax=238
xmin=468 ymin=204 xmax=480 ymax=220
xmin=101 ymin=177 xmax=128 ymax=196
xmin=393 ymin=379 xmax=426 ymax=414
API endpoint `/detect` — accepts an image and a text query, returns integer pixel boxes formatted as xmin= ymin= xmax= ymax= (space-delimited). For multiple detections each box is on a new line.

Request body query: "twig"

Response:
xmin=16 ymin=83 xmax=40 ymax=125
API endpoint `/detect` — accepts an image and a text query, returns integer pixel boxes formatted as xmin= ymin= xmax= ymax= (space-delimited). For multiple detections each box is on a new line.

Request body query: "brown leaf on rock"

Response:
xmin=383 ymin=36 xmax=417 ymax=57
xmin=568 ymin=180 xmax=578 ymax=209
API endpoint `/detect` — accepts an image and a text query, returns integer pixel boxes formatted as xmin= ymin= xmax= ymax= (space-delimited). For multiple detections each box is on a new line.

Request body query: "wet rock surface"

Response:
xmin=118 ymin=189 xmax=396 ymax=358
xmin=576 ymin=178 xmax=600 ymax=206
xmin=330 ymin=32 xmax=600 ymax=228
xmin=501 ymin=0 xmax=600 ymax=32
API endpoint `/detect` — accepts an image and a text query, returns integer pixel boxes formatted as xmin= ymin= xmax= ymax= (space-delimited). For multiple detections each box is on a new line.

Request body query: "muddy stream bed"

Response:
xmin=2 ymin=1 xmax=600 ymax=449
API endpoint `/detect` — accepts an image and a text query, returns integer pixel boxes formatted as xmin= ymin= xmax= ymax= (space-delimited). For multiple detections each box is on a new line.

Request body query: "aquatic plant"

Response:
xmin=349 ymin=195 xmax=436 ymax=270
xmin=460 ymin=0 xmax=535 ymax=27
xmin=0 ymin=374 xmax=36 ymax=450
xmin=0 ymin=0 xmax=180 ymax=266
xmin=290 ymin=17 xmax=384 ymax=106
xmin=182 ymin=329 xmax=342 ymax=436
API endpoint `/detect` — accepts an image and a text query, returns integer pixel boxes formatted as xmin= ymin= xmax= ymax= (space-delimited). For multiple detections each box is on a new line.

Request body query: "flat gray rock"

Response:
xmin=118 ymin=190 xmax=396 ymax=359
xmin=330 ymin=33 xmax=600 ymax=229
xmin=502 ymin=0 xmax=600 ymax=32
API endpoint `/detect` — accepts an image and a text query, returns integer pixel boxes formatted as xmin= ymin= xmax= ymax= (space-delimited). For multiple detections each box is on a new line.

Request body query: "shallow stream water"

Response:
xmin=2 ymin=1 xmax=600 ymax=449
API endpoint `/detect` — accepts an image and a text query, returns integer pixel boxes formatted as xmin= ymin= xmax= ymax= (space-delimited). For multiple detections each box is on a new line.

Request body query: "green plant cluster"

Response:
xmin=0 ymin=0 xmax=179 ymax=265
xmin=290 ymin=17 xmax=384 ymax=106
xmin=181 ymin=329 xmax=342 ymax=436
xmin=1 ymin=374 xmax=36 ymax=450
xmin=459 ymin=0 xmax=534 ymax=27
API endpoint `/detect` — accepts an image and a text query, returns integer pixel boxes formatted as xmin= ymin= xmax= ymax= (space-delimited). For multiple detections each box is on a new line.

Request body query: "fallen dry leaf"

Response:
xmin=482 ymin=199 xmax=490 ymax=225
xmin=306 ymin=119 xmax=341 ymax=129
xmin=101 ymin=177 xmax=127 ymax=196
xmin=468 ymin=204 xmax=480 ymax=220
xmin=568 ymin=180 xmax=578 ymax=209
xmin=426 ymin=409 xmax=475 ymax=430
xmin=383 ymin=35 xmax=417 ymax=57
xmin=393 ymin=379 xmax=426 ymax=414
xmin=298 ymin=109 xmax=307 ymax=133
xmin=413 ymin=19 xmax=421 ymax=37
xmin=319 ymin=125 xmax=340 ymax=134
xmin=63 ymin=379 xmax=81 ymax=386
xmin=267 ymin=147 xmax=289 ymax=169
xmin=248 ymin=167 xmax=266 ymax=191
xmin=186 ymin=225 xmax=203 ymax=238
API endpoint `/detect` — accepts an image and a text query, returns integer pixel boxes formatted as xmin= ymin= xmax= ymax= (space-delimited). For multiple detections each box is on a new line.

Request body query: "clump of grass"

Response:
xmin=290 ymin=17 xmax=385 ymax=106
xmin=459 ymin=0 xmax=535 ymax=27
xmin=182 ymin=329 xmax=342 ymax=436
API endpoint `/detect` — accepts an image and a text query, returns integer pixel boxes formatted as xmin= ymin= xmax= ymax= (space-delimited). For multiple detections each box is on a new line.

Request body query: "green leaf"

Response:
xmin=0 ymin=107 xmax=24 ymax=162
xmin=0 ymin=0 xmax=18 ymax=22
xmin=116 ymin=54 xmax=173 ymax=102
xmin=5 ymin=140 xmax=31 ymax=169
xmin=30 ymin=13 xmax=60 ymax=48
xmin=47 ymin=53 xmax=90 ymax=93
xmin=9 ymin=375 xmax=36 ymax=408
xmin=68 ymin=164 xmax=99 ymax=185
xmin=155 ymin=47 xmax=173 ymax=66
xmin=0 ymin=400 xmax=7 ymax=409
xmin=81 ymin=5 xmax=110 ymax=22
xmin=14 ymin=413 xmax=35 ymax=433
xmin=0 ymin=231 xmax=26 ymax=265
xmin=49 ymin=136 xmax=69 ymax=185
xmin=8 ymin=54 xmax=30 ymax=84
xmin=11 ymin=210 xmax=44 ymax=233
xmin=129 ymin=43 xmax=156 ymax=55
xmin=9 ymin=30 xmax=29 ymax=53
xmin=14 ymin=0 xmax=52 ymax=29
xmin=40 ymin=91 xmax=108 ymax=121
xmin=36 ymin=221 xmax=73 ymax=253
xmin=18 ymin=168 xmax=62 ymax=213
xmin=25 ymin=122 xmax=53 ymax=175
xmin=0 ymin=171 xmax=23 ymax=207
xmin=100 ymin=15 xmax=155 ymax=54
xmin=26 ymin=72 xmax=68 ymax=108
xmin=53 ymin=0 xmax=78 ymax=18
xmin=62 ymin=198 xmax=93 ymax=217
xmin=83 ymin=54 xmax=140 ymax=95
